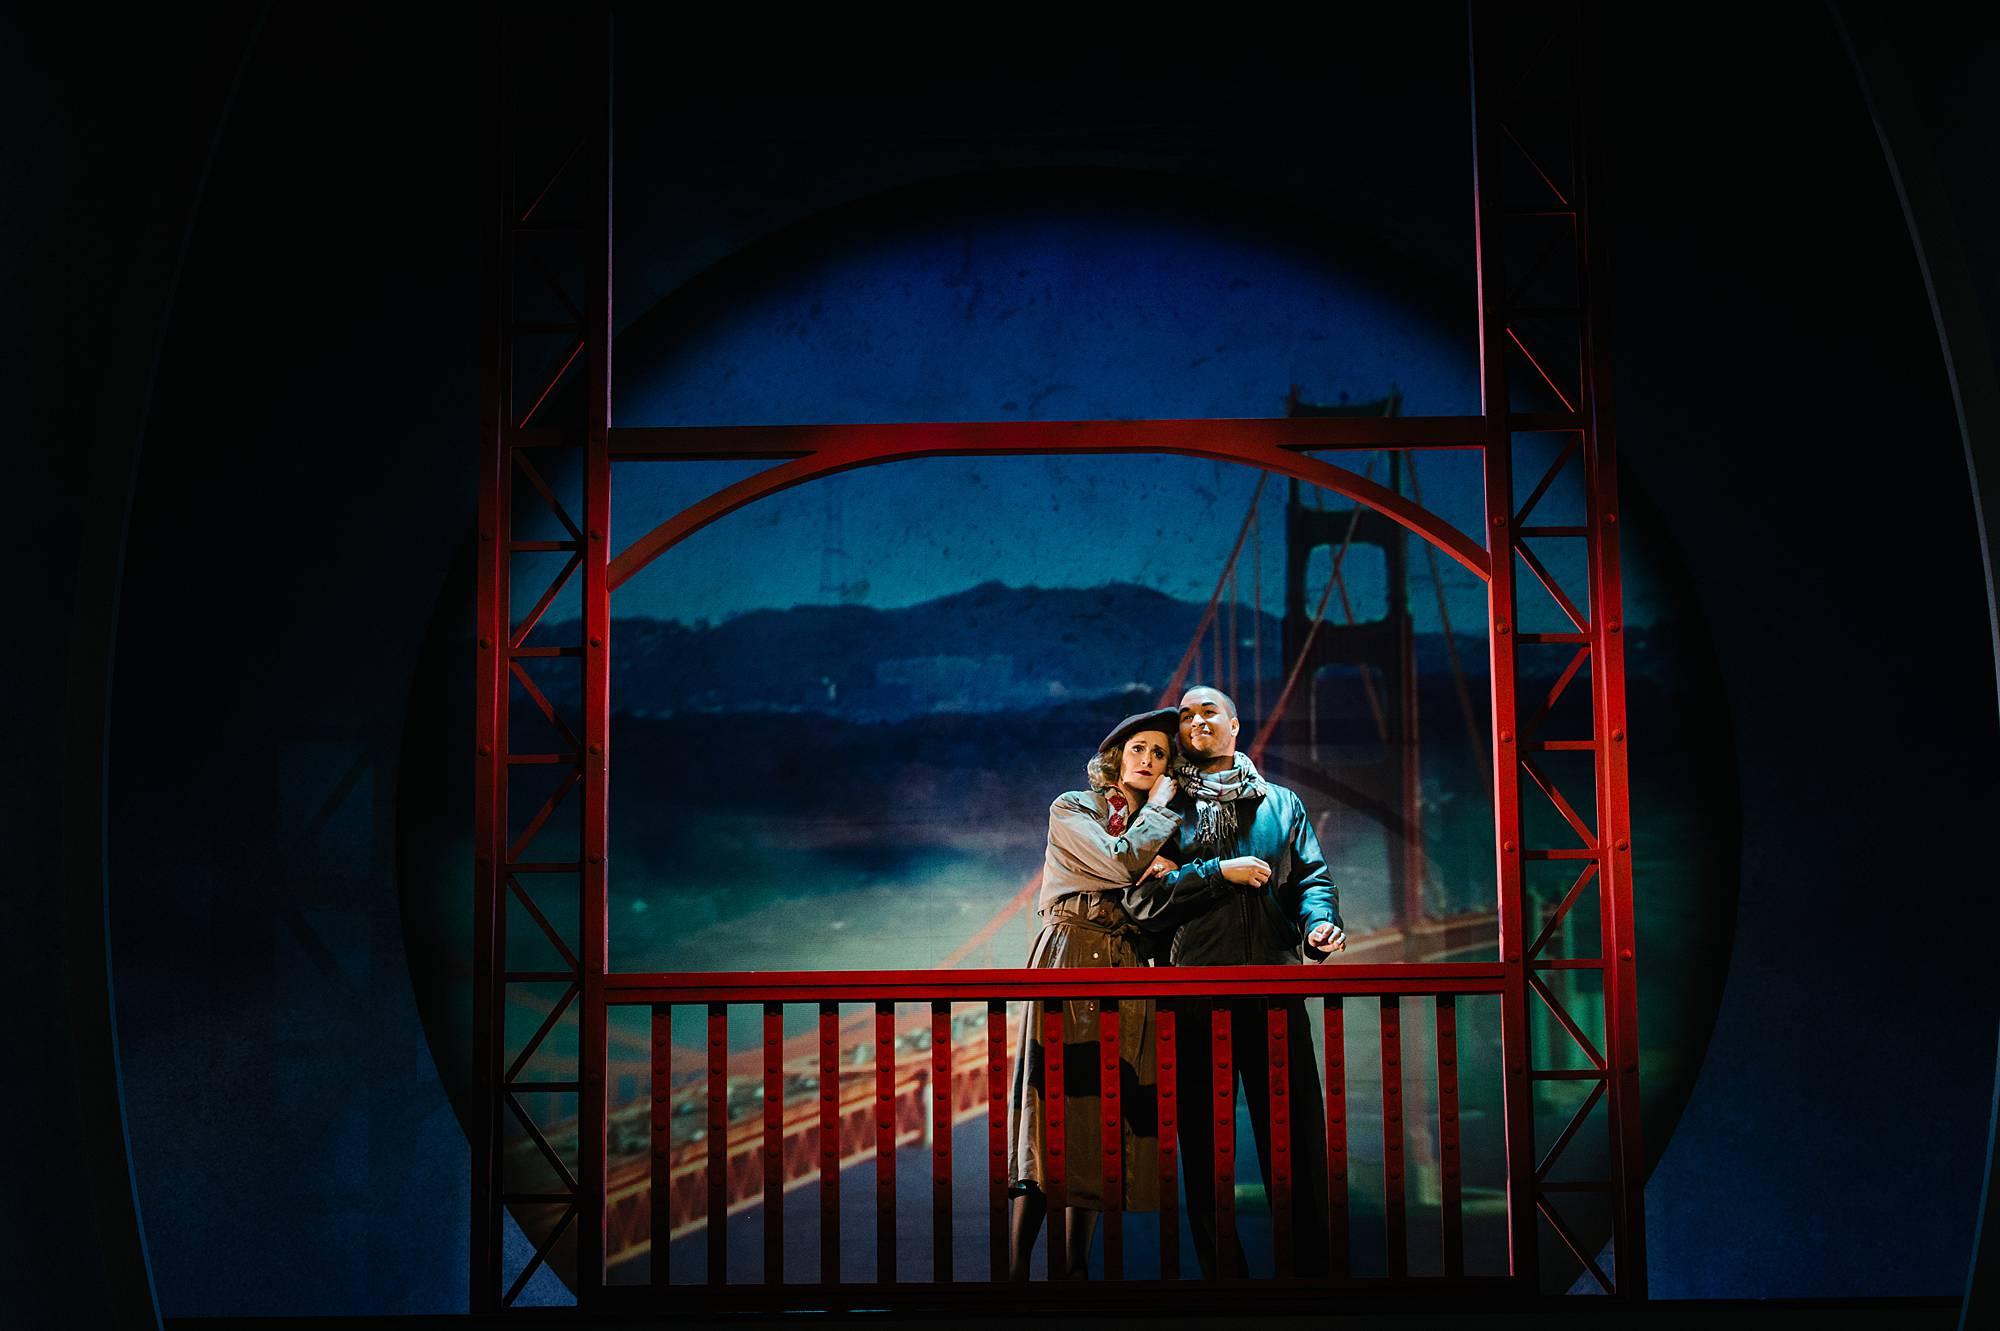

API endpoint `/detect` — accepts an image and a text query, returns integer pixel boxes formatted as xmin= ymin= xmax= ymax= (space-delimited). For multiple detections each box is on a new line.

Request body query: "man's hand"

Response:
xmin=1219 ymin=856 xmax=1272 ymax=888
xmin=1307 ymin=922 xmax=1346 ymax=953
xmin=1146 ymin=773 xmax=1178 ymax=807
xmin=1138 ymin=855 xmax=1178 ymax=882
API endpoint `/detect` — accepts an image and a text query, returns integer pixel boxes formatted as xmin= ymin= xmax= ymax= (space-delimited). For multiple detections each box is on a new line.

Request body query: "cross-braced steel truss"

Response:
xmin=473 ymin=1 xmax=1642 ymax=1311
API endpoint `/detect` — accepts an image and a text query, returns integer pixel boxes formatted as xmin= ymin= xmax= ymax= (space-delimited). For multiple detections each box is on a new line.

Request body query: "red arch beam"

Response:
xmin=605 ymin=418 xmax=1491 ymax=591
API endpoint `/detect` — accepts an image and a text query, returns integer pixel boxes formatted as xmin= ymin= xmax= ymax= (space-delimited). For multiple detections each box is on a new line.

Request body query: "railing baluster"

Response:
xmin=988 ymin=999 xmax=1007 ymax=1283
xmin=876 ymin=1001 xmax=896 ymax=1284
xmin=1438 ymin=994 xmax=1464 ymax=1278
xmin=1381 ymin=995 xmax=1406 ymax=1279
xmin=1268 ymin=999 xmax=1293 ymax=1279
xmin=933 ymin=1001 xmax=953 ymax=1283
xmin=1326 ymin=997 xmax=1348 ymax=1278
xmin=818 ymin=1001 xmax=839 ymax=1285
xmin=1212 ymin=1002 xmax=1234 ymax=1277
xmin=1157 ymin=1005 xmax=1179 ymax=1280
xmin=1099 ymin=1001 xmax=1122 ymax=1280
xmin=650 ymin=1004 xmax=671 ymax=1290
xmin=1042 ymin=999 xmax=1067 ymax=1278
xmin=707 ymin=1003 xmax=727 ymax=1287
xmin=763 ymin=1002 xmax=783 ymax=1285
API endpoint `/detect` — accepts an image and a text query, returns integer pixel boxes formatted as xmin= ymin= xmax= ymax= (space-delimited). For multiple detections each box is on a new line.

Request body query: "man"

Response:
xmin=1145 ymin=685 xmax=1345 ymax=1279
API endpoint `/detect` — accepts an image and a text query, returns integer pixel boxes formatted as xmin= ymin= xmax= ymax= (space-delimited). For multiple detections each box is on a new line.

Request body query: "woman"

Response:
xmin=1005 ymin=705 xmax=1184 ymax=1280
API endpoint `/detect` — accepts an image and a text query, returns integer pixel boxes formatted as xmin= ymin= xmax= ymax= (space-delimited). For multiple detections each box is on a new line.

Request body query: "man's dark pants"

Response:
xmin=1174 ymin=996 xmax=1333 ymax=1278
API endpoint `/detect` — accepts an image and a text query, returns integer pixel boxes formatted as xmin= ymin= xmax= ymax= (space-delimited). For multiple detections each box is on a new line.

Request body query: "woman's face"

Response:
xmin=1119 ymin=730 xmax=1172 ymax=792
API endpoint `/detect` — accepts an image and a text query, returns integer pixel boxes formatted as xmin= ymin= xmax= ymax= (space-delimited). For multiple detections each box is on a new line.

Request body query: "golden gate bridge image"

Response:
xmin=503 ymin=392 xmax=1503 ymax=1273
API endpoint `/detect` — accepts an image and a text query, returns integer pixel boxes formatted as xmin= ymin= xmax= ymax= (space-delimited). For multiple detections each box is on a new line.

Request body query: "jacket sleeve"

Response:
xmin=1285 ymin=793 xmax=1341 ymax=936
xmin=1122 ymin=853 xmax=1229 ymax=926
xmin=1045 ymin=795 xmax=1180 ymax=886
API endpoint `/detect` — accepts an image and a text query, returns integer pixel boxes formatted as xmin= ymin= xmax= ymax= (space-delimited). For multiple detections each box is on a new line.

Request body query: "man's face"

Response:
xmin=1178 ymin=688 xmax=1240 ymax=762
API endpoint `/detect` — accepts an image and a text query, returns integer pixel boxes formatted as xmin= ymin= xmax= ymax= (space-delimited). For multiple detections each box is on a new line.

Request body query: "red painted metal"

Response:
xmin=1211 ymin=1004 xmax=1233 ymax=1278
xmin=1099 ymin=1003 xmax=1123 ymax=1281
xmin=818 ymin=1002 xmax=840 ymax=1283
xmin=1156 ymin=1006 xmax=1179 ymax=1280
xmin=604 ymin=964 xmax=1506 ymax=1005
xmin=764 ymin=1003 xmax=784 ymax=1283
xmin=1470 ymin=0 xmax=1540 ymax=1291
xmin=474 ymin=0 xmax=1646 ymax=1307
xmin=875 ymin=1002 xmax=896 ymax=1284
xmin=1041 ymin=1001 xmax=1067 ymax=1279
xmin=932 ymin=1002 xmax=953 ymax=1283
xmin=1437 ymin=995 xmax=1464 ymax=1278
xmin=1380 ymin=997 xmax=1407 ymax=1279
xmin=605 ymin=429 xmax=1491 ymax=594
xmin=706 ymin=1005 xmax=726 ymax=1286
xmin=650 ymin=1005 xmax=670 ymax=1288
xmin=1578 ymin=16 xmax=1648 ymax=1296
xmin=1266 ymin=1002 xmax=1293 ymax=1279
xmin=986 ymin=1000 xmax=1006 ymax=1283
xmin=1325 ymin=999 xmax=1348 ymax=1278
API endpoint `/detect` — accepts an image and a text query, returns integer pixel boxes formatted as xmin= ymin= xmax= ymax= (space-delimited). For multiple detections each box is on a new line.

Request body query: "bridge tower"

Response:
xmin=1273 ymin=387 xmax=1426 ymax=948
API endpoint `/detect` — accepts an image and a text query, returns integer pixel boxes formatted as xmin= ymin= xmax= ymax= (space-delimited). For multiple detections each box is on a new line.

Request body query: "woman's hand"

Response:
xmin=1220 ymin=856 xmax=1272 ymax=889
xmin=1138 ymin=855 xmax=1178 ymax=882
xmin=1146 ymin=773 xmax=1178 ymax=807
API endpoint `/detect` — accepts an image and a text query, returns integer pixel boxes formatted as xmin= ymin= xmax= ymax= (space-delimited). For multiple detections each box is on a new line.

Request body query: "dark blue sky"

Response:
xmin=578 ymin=200 xmax=1607 ymax=636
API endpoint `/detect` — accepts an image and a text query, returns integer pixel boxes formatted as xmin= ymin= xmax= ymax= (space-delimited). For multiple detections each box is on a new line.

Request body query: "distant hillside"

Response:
xmin=527 ymin=581 xmax=1683 ymax=722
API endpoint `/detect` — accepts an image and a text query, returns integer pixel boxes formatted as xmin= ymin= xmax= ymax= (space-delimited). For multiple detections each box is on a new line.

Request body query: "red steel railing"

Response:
xmin=586 ymin=963 xmax=1512 ymax=1308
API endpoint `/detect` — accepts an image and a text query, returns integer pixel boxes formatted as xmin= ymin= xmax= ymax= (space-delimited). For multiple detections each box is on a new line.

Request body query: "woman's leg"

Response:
xmin=1007 ymin=1185 xmax=1046 ymax=1281
xmin=1063 ymin=1207 xmax=1099 ymax=1279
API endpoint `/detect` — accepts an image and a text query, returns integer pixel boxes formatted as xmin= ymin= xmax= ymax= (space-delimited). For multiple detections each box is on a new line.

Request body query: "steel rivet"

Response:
xmin=478 ymin=744 xmax=491 ymax=756
xmin=1500 ymin=730 xmax=1513 ymax=743
xmin=589 ymin=636 xmax=603 ymax=648
xmin=588 ymin=854 xmax=603 ymax=864
xmin=1492 ymin=516 xmax=1505 ymax=527
xmin=1612 ymin=729 xmax=1625 ymax=742
xmin=480 ymin=531 xmax=493 ymax=542
xmin=1496 ymin=623 xmax=1510 ymax=635
xmin=1620 ymin=948 xmax=1633 ymax=960
xmin=1608 ymin=622 xmax=1621 ymax=633
xmin=1605 ymin=513 xmax=1618 ymax=525
xmin=589 ymin=529 xmax=602 ymax=540
xmin=1616 ymin=839 xmax=1630 ymax=852
xmin=589 ymin=743 xmax=603 ymax=754
xmin=1503 ymin=841 xmax=1516 ymax=853
xmin=478 ymin=637 xmax=492 ymax=649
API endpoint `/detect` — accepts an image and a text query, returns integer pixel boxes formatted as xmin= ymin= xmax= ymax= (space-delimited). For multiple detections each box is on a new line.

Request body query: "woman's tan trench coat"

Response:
xmin=1006 ymin=789 xmax=1181 ymax=1211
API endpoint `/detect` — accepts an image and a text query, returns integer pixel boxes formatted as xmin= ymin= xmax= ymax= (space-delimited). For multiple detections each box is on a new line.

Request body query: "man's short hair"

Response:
xmin=1181 ymin=685 xmax=1239 ymax=720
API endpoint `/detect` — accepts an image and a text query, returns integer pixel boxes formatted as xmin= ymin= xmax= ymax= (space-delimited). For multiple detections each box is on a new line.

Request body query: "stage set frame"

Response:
xmin=472 ymin=2 xmax=1643 ymax=1312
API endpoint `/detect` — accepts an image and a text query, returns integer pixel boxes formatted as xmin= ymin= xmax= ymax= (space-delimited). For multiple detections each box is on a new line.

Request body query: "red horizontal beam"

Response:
xmin=601 ymin=963 xmax=1505 ymax=1006
xmin=604 ymin=415 xmax=1487 ymax=460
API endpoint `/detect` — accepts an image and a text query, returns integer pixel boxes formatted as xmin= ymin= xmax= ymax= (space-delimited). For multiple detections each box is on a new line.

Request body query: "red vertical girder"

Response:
xmin=649 ymin=1005 xmax=670 ymax=1289
xmin=1437 ymin=994 xmax=1464 ymax=1277
xmin=1470 ymin=0 xmax=1540 ymax=1291
xmin=1325 ymin=998 xmax=1348 ymax=1278
xmin=1211 ymin=1003 xmax=1234 ymax=1276
xmin=986 ymin=1000 xmax=1007 ymax=1283
xmin=1266 ymin=1001 xmax=1293 ymax=1279
xmin=575 ymin=10 xmax=614 ymax=1308
xmin=1157 ymin=1006 xmax=1180 ymax=1280
xmin=932 ymin=1002 xmax=953 ymax=1283
xmin=1380 ymin=996 xmax=1407 ymax=1278
xmin=818 ymin=1002 xmax=840 ymax=1284
xmin=1041 ymin=1001 xmax=1067 ymax=1278
xmin=1578 ymin=9 xmax=1647 ymax=1295
xmin=706 ymin=1005 xmax=726 ymax=1287
xmin=1098 ymin=1003 xmax=1123 ymax=1280
xmin=472 ymin=83 xmax=510 ymax=1307
xmin=875 ymin=1002 xmax=896 ymax=1284
xmin=764 ymin=1003 xmax=784 ymax=1284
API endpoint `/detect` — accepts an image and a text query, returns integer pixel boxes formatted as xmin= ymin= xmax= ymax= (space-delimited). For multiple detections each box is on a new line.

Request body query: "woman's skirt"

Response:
xmin=1005 ymin=893 xmax=1160 ymax=1212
